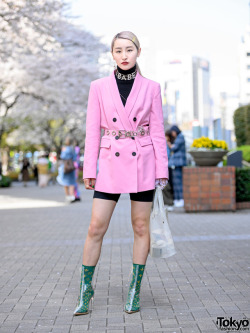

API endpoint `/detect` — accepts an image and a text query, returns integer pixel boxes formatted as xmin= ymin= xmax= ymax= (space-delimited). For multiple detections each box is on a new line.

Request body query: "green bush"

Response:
xmin=236 ymin=145 xmax=250 ymax=163
xmin=235 ymin=168 xmax=250 ymax=202
xmin=233 ymin=105 xmax=250 ymax=146
xmin=0 ymin=175 xmax=12 ymax=187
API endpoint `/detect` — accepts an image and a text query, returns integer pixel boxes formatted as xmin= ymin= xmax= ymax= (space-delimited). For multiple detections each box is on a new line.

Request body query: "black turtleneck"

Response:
xmin=115 ymin=64 xmax=137 ymax=107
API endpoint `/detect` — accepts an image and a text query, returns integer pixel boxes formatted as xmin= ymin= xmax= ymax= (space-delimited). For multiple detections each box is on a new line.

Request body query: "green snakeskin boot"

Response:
xmin=124 ymin=263 xmax=145 ymax=314
xmin=73 ymin=264 xmax=95 ymax=316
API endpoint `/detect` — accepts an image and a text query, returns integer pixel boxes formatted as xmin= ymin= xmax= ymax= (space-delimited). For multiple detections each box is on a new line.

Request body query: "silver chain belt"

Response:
xmin=105 ymin=126 xmax=150 ymax=138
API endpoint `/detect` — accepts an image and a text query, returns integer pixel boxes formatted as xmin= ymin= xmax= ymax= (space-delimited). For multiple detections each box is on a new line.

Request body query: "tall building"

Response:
xmin=193 ymin=57 xmax=211 ymax=128
xmin=239 ymin=19 xmax=250 ymax=105
xmin=155 ymin=52 xmax=211 ymax=131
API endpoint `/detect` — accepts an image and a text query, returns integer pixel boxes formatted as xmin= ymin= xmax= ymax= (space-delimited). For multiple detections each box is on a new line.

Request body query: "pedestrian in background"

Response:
xmin=37 ymin=153 xmax=50 ymax=188
xmin=163 ymin=130 xmax=174 ymax=211
xmin=21 ymin=157 xmax=30 ymax=187
xmin=167 ymin=125 xmax=187 ymax=208
xmin=56 ymin=136 xmax=77 ymax=203
xmin=73 ymin=145 xmax=81 ymax=201
xmin=33 ymin=164 xmax=38 ymax=185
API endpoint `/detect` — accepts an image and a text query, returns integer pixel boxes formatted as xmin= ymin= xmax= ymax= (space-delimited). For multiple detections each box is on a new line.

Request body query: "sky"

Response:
xmin=69 ymin=0 xmax=250 ymax=94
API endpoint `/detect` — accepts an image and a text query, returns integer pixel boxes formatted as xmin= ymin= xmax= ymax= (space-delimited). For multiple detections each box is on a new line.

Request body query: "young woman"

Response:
xmin=73 ymin=31 xmax=168 ymax=316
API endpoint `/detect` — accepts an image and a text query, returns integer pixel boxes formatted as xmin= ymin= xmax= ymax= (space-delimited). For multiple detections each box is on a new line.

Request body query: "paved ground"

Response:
xmin=0 ymin=181 xmax=249 ymax=333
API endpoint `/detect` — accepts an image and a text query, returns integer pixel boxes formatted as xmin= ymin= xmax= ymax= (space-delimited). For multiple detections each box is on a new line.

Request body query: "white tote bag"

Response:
xmin=149 ymin=187 xmax=176 ymax=259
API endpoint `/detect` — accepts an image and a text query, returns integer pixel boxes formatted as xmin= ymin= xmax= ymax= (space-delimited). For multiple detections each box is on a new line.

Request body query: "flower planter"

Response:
xmin=188 ymin=150 xmax=228 ymax=166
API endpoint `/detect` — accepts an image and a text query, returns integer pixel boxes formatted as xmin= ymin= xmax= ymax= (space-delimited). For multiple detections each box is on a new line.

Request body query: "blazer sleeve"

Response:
xmin=83 ymin=81 xmax=101 ymax=179
xmin=170 ymin=134 xmax=184 ymax=152
xmin=149 ymin=83 xmax=169 ymax=179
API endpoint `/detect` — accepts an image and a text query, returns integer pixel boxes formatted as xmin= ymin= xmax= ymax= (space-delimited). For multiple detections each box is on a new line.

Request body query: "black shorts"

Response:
xmin=93 ymin=189 xmax=155 ymax=203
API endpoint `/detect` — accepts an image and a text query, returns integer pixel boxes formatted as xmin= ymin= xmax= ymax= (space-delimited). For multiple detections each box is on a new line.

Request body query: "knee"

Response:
xmin=132 ymin=217 xmax=149 ymax=237
xmin=88 ymin=217 xmax=106 ymax=240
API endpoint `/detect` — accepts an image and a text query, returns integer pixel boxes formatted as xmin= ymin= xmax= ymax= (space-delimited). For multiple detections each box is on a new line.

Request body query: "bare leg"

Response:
xmin=69 ymin=185 xmax=75 ymax=196
xmin=82 ymin=198 xmax=117 ymax=266
xmin=64 ymin=186 xmax=69 ymax=196
xmin=131 ymin=200 xmax=153 ymax=265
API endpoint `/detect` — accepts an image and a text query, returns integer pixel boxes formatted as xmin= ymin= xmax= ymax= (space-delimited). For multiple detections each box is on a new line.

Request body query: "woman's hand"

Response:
xmin=155 ymin=178 xmax=168 ymax=190
xmin=84 ymin=178 xmax=96 ymax=190
xmin=167 ymin=141 xmax=172 ymax=148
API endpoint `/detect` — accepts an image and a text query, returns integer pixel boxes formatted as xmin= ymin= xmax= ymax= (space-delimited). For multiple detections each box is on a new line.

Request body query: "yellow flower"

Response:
xmin=192 ymin=137 xmax=227 ymax=150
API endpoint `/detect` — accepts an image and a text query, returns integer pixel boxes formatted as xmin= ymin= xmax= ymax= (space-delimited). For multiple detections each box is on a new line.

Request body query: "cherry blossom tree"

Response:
xmin=0 ymin=0 xmax=110 ymax=155
xmin=0 ymin=0 xmax=63 ymax=60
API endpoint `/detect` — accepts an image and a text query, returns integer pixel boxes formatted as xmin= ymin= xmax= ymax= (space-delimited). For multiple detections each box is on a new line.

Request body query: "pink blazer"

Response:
xmin=83 ymin=70 xmax=168 ymax=193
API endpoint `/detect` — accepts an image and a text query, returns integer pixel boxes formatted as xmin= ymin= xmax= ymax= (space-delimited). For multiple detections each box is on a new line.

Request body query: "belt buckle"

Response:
xmin=118 ymin=130 xmax=126 ymax=138
xmin=125 ymin=131 xmax=132 ymax=137
xmin=138 ymin=130 xmax=145 ymax=136
xmin=137 ymin=125 xmax=146 ymax=136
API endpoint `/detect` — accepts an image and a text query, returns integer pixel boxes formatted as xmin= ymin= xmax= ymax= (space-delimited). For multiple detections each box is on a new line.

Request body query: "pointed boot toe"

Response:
xmin=73 ymin=289 xmax=94 ymax=316
xmin=73 ymin=264 xmax=96 ymax=316
xmin=124 ymin=263 xmax=145 ymax=314
xmin=73 ymin=295 xmax=94 ymax=316
xmin=124 ymin=303 xmax=140 ymax=314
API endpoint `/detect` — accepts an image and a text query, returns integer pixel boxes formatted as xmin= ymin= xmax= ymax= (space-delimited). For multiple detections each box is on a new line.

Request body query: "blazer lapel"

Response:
xmin=108 ymin=70 xmax=143 ymax=130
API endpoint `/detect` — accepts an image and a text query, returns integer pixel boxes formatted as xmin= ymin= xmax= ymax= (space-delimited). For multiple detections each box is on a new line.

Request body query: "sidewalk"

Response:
xmin=0 ymin=182 xmax=249 ymax=333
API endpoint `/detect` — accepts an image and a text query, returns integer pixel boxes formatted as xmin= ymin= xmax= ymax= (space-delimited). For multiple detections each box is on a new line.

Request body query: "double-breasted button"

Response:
xmin=115 ymin=136 xmax=119 ymax=140
xmin=115 ymin=152 xmax=120 ymax=157
xmin=133 ymin=117 xmax=137 ymax=121
xmin=131 ymin=137 xmax=135 ymax=140
xmin=113 ymin=118 xmax=117 ymax=122
xmin=132 ymin=152 xmax=136 ymax=156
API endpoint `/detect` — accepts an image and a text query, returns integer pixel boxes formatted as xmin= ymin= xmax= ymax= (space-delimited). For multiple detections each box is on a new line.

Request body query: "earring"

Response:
xmin=113 ymin=62 xmax=117 ymax=69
